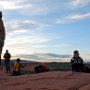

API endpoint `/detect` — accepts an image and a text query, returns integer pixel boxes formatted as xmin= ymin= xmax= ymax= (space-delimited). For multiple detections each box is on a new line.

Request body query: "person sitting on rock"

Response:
xmin=12 ymin=58 xmax=21 ymax=76
xmin=71 ymin=50 xmax=84 ymax=72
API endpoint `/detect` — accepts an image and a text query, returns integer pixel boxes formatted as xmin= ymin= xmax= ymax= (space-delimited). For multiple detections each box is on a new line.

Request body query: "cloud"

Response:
xmin=4 ymin=28 xmax=70 ymax=55
xmin=56 ymin=13 xmax=90 ymax=24
xmin=0 ymin=1 xmax=24 ymax=10
xmin=0 ymin=0 xmax=48 ymax=15
xmin=3 ymin=32 xmax=51 ymax=55
xmin=39 ymin=53 xmax=72 ymax=59
xmin=13 ymin=53 xmax=72 ymax=61
xmin=66 ymin=13 xmax=90 ymax=20
xmin=69 ymin=0 xmax=90 ymax=8
xmin=5 ymin=35 xmax=50 ymax=47
xmin=5 ymin=19 xmax=49 ymax=33
xmin=25 ymin=44 xmax=71 ymax=48
xmin=1 ymin=0 xmax=90 ymax=62
xmin=22 ymin=20 xmax=49 ymax=30
xmin=3 ymin=17 xmax=67 ymax=56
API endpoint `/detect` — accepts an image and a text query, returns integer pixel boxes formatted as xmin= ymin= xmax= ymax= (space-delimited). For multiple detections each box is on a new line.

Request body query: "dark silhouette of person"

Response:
xmin=71 ymin=50 xmax=84 ymax=72
xmin=4 ymin=50 xmax=11 ymax=73
xmin=12 ymin=58 xmax=21 ymax=76
xmin=0 ymin=11 xmax=5 ymax=66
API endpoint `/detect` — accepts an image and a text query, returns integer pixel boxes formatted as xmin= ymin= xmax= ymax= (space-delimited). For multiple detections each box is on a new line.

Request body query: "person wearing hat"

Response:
xmin=0 ymin=11 xmax=5 ymax=66
xmin=71 ymin=50 xmax=84 ymax=72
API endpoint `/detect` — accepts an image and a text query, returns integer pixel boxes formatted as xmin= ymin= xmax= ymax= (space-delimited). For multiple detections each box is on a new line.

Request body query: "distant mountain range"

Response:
xmin=1 ymin=59 xmax=90 ymax=64
xmin=1 ymin=59 xmax=39 ymax=64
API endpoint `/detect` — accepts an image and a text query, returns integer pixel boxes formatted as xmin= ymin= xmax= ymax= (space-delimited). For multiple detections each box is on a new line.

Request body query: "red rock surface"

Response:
xmin=0 ymin=70 xmax=90 ymax=90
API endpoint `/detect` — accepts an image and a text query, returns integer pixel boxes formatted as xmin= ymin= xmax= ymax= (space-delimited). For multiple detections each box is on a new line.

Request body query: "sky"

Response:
xmin=0 ymin=0 xmax=90 ymax=62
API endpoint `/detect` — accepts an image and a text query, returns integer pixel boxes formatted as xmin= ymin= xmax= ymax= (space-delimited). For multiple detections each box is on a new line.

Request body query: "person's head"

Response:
xmin=73 ymin=50 xmax=79 ymax=58
xmin=16 ymin=58 xmax=20 ymax=63
xmin=0 ymin=11 xmax=2 ymax=18
xmin=6 ymin=50 xmax=9 ymax=53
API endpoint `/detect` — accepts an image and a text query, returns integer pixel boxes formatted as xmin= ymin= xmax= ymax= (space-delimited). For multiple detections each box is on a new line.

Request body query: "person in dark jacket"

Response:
xmin=71 ymin=50 xmax=84 ymax=72
xmin=4 ymin=50 xmax=11 ymax=73
xmin=0 ymin=11 xmax=5 ymax=66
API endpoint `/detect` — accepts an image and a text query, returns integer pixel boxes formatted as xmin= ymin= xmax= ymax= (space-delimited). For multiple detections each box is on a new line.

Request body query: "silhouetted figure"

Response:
xmin=4 ymin=50 xmax=11 ymax=73
xmin=0 ymin=11 xmax=5 ymax=66
xmin=34 ymin=63 xmax=49 ymax=73
xmin=12 ymin=58 xmax=21 ymax=76
xmin=71 ymin=50 xmax=84 ymax=72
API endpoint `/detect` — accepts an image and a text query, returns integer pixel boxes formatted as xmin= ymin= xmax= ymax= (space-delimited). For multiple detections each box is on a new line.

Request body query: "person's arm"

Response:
xmin=3 ymin=54 xmax=5 ymax=59
xmin=80 ymin=57 xmax=84 ymax=64
xmin=20 ymin=63 xmax=24 ymax=68
xmin=71 ymin=58 xmax=74 ymax=64
xmin=9 ymin=54 xmax=11 ymax=59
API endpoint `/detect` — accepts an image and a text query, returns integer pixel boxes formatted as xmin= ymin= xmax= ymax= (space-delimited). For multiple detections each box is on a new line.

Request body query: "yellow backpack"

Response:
xmin=14 ymin=62 xmax=20 ymax=71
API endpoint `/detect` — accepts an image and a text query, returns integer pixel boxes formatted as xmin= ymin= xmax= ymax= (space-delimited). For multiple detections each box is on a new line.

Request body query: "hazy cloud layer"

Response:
xmin=13 ymin=53 xmax=72 ymax=62
xmin=0 ymin=0 xmax=90 ymax=61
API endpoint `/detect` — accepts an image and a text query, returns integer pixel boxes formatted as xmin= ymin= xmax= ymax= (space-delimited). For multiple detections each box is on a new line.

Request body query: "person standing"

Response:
xmin=4 ymin=50 xmax=11 ymax=73
xmin=0 ymin=11 xmax=5 ymax=66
